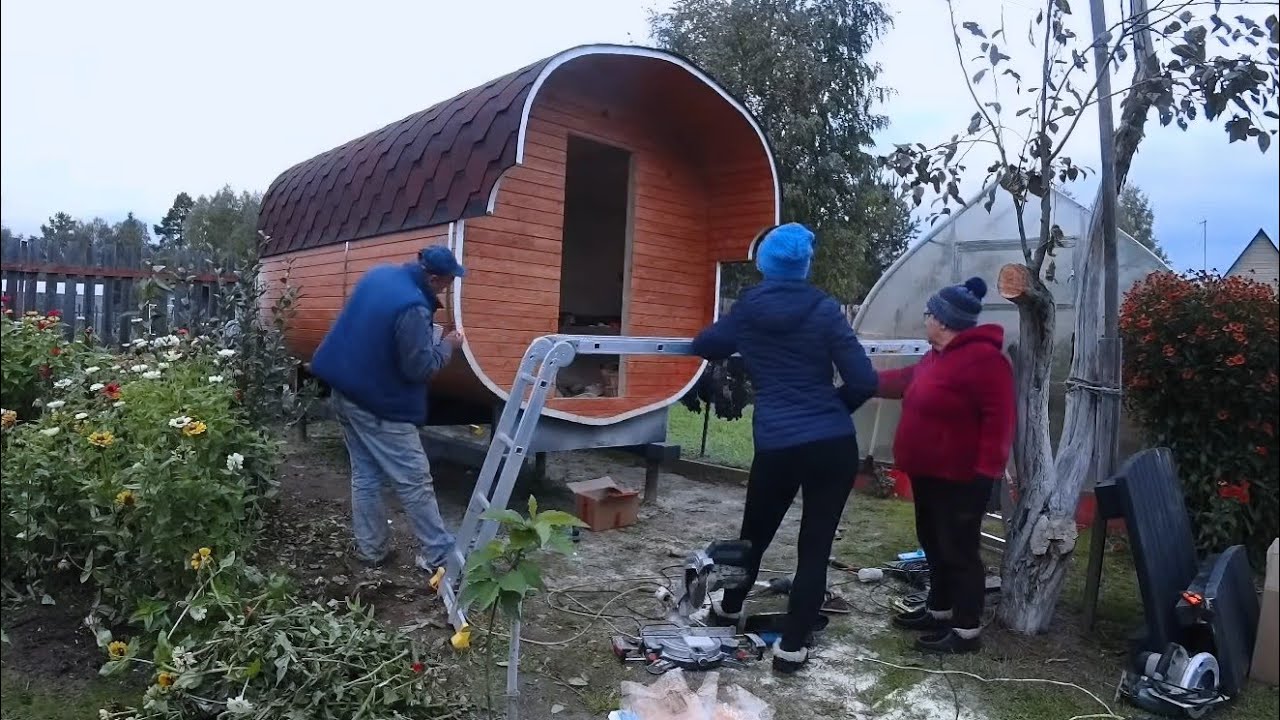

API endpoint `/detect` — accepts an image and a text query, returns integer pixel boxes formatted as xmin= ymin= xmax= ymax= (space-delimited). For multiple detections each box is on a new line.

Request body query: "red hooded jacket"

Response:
xmin=878 ymin=324 xmax=1016 ymax=483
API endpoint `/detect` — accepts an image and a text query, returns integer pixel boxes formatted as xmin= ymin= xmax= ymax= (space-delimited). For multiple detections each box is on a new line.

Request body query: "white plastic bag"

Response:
xmin=619 ymin=670 xmax=719 ymax=720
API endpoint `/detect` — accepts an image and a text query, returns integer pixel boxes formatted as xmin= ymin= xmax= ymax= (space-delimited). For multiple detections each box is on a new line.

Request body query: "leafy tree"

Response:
xmin=1117 ymin=184 xmax=1168 ymax=263
xmin=885 ymin=0 xmax=1277 ymax=632
xmin=182 ymin=186 xmax=263 ymax=266
xmin=650 ymin=0 xmax=916 ymax=302
xmin=113 ymin=212 xmax=150 ymax=254
xmin=154 ymin=192 xmax=194 ymax=250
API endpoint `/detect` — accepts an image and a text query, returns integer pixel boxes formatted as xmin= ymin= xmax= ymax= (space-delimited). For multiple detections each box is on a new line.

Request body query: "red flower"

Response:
xmin=1264 ymin=422 xmax=1275 ymax=437
xmin=411 ymin=662 xmax=425 ymax=674
xmin=102 ymin=383 xmax=122 ymax=400
xmin=47 ymin=309 xmax=61 ymax=319
xmin=1217 ymin=410 xmax=1230 ymax=421
xmin=1162 ymin=345 xmax=1176 ymax=358
xmin=1257 ymin=446 xmax=1269 ymax=458
xmin=1225 ymin=354 xmax=1246 ymax=367
xmin=1181 ymin=369 xmax=1196 ymax=381
xmin=178 ymin=328 xmax=189 ymax=336
xmin=1217 ymin=481 xmax=1251 ymax=505
xmin=36 ymin=320 xmax=48 ymax=330
xmin=38 ymin=365 xmax=52 ymax=379
xmin=0 ymin=294 xmax=10 ymax=304
xmin=51 ymin=347 xmax=62 ymax=356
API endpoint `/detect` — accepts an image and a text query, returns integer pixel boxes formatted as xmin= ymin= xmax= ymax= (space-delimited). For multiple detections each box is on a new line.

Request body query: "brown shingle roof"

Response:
xmin=256 ymin=56 xmax=552 ymax=257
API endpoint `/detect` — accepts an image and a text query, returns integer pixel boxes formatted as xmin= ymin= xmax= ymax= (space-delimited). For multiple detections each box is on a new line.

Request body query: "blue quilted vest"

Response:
xmin=311 ymin=264 xmax=434 ymax=424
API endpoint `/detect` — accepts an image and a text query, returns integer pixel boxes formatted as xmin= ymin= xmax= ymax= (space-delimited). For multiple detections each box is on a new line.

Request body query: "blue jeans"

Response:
xmin=331 ymin=391 xmax=454 ymax=568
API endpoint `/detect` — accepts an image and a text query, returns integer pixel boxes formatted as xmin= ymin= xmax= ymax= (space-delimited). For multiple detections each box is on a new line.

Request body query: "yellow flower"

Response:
xmin=189 ymin=547 xmax=213 ymax=570
xmin=114 ymin=490 xmax=136 ymax=508
xmin=182 ymin=421 xmax=207 ymax=437
xmin=156 ymin=671 xmax=176 ymax=688
xmin=1 ymin=409 xmax=16 ymax=429
xmin=107 ymin=640 xmax=128 ymax=659
xmin=88 ymin=430 xmax=115 ymax=448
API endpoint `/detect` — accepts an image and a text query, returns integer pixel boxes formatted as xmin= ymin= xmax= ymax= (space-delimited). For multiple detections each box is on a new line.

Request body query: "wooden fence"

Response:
xmin=1 ymin=235 xmax=242 ymax=345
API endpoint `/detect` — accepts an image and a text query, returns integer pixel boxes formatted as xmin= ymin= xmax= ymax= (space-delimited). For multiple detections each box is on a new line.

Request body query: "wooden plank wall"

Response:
xmin=463 ymin=84 xmax=716 ymax=419
xmin=260 ymin=224 xmax=453 ymax=358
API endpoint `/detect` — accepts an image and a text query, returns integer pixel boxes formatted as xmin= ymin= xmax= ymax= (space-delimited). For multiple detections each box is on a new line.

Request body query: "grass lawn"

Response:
xmin=666 ymin=405 xmax=754 ymax=468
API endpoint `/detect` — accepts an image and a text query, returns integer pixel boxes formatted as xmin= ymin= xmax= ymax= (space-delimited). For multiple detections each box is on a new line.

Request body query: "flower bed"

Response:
xmin=2 ymin=308 xmax=277 ymax=609
xmin=2 ymin=299 xmax=470 ymax=718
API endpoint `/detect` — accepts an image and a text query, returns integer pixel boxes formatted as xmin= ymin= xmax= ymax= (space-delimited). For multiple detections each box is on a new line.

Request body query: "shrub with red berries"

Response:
xmin=1120 ymin=271 xmax=1279 ymax=562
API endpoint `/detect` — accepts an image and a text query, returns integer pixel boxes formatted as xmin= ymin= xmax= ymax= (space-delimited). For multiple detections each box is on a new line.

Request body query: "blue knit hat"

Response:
xmin=927 ymin=277 xmax=987 ymax=330
xmin=418 ymin=245 xmax=466 ymax=277
xmin=755 ymin=223 xmax=815 ymax=281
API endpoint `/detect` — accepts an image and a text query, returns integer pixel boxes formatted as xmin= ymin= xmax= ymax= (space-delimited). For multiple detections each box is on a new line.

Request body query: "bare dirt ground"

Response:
xmin=257 ymin=423 xmax=1141 ymax=720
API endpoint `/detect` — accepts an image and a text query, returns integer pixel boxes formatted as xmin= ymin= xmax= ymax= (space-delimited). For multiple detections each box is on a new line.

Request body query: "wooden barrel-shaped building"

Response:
xmin=258 ymin=44 xmax=779 ymax=437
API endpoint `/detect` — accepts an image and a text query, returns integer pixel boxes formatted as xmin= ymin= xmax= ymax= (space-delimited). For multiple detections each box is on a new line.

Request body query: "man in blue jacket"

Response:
xmin=692 ymin=222 xmax=878 ymax=674
xmin=311 ymin=245 xmax=465 ymax=573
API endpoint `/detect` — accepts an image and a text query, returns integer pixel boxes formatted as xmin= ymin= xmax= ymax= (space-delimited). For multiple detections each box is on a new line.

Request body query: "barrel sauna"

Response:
xmin=257 ymin=44 xmax=779 ymax=442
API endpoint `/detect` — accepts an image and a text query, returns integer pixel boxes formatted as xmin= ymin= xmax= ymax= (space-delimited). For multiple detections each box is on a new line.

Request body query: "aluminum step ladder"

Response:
xmin=435 ymin=334 xmax=697 ymax=632
xmin=433 ymin=334 xmax=931 ymax=632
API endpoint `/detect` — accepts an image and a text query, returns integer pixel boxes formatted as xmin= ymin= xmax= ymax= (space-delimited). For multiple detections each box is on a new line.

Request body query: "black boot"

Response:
xmin=706 ymin=598 xmax=742 ymax=628
xmin=771 ymin=640 xmax=809 ymax=674
xmin=892 ymin=607 xmax=948 ymax=632
xmin=915 ymin=629 xmax=982 ymax=654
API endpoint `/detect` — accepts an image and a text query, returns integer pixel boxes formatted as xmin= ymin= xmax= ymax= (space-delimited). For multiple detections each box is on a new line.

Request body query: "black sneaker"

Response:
xmin=892 ymin=607 xmax=947 ymax=632
xmin=915 ymin=629 xmax=982 ymax=654
xmin=353 ymin=548 xmax=399 ymax=569
xmin=771 ymin=641 xmax=809 ymax=674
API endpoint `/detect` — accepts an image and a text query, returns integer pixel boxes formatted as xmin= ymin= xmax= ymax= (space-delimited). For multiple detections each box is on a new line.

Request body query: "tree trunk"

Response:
xmin=995 ymin=0 xmax=1160 ymax=633
xmin=995 ymin=265 xmax=1066 ymax=632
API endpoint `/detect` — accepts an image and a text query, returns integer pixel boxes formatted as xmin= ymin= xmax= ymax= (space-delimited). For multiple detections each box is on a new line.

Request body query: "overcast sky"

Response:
xmin=2 ymin=0 xmax=1276 ymax=273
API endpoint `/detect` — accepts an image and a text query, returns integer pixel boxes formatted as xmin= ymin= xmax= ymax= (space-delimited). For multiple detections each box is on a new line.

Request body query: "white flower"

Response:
xmin=132 ymin=338 xmax=147 ymax=347
xmin=54 ymin=379 xmax=74 ymax=389
xmin=130 ymin=364 xmax=149 ymax=373
xmin=46 ymin=400 xmax=66 ymax=410
xmin=226 ymin=453 xmax=244 ymax=472
xmin=163 ymin=350 xmax=183 ymax=362
xmin=130 ymin=318 xmax=144 ymax=324
xmin=188 ymin=605 xmax=208 ymax=622
xmin=99 ymin=711 xmax=109 ymax=720
xmin=157 ymin=362 xmax=171 ymax=369
xmin=217 ymin=349 xmax=236 ymax=358
xmin=85 ymin=366 xmax=101 ymax=374
xmin=89 ymin=383 xmax=105 ymax=392
xmin=75 ymin=412 xmax=89 ymax=421
xmin=57 ymin=558 xmax=71 ymax=570
xmin=40 ymin=427 xmax=61 ymax=437
xmin=169 ymin=416 xmax=192 ymax=429
xmin=142 ymin=371 xmax=162 ymax=380
xmin=208 ymin=375 xmax=224 ymax=384
xmin=113 ymin=401 xmax=126 ymax=408
xmin=151 ymin=335 xmax=180 ymax=349
xmin=225 ymin=696 xmax=254 ymax=715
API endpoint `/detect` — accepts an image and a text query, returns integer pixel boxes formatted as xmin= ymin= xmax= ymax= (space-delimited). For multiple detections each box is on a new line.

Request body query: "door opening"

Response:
xmin=556 ymin=136 xmax=632 ymax=399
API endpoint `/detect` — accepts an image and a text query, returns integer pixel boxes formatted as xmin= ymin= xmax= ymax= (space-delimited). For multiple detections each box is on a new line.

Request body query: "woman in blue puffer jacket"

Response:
xmin=691 ymin=222 xmax=878 ymax=674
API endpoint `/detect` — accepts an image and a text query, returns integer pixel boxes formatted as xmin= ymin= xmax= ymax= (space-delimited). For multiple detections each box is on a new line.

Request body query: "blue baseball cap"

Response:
xmin=418 ymin=245 xmax=466 ymax=277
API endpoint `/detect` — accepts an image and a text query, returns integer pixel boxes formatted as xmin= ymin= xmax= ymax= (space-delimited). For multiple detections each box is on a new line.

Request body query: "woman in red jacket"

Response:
xmin=877 ymin=276 xmax=1015 ymax=654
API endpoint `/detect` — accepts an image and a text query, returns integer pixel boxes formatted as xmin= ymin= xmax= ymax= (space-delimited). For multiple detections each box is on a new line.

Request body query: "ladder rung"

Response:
xmin=518 ymin=372 xmax=538 ymax=384
xmin=494 ymin=432 xmax=514 ymax=448
xmin=472 ymin=495 xmax=491 ymax=511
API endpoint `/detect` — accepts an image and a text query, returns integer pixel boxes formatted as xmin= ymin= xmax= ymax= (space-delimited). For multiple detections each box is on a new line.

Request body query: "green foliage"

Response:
xmin=0 ymin=307 xmax=78 ymax=420
xmin=649 ymin=0 xmax=915 ymax=302
xmin=1117 ymin=184 xmax=1168 ymax=263
xmin=1120 ymin=271 xmax=1279 ymax=561
xmin=94 ymin=561 xmax=466 ymax=720
xmin=153 ymin=193 xmax=194 ymax=251
xmin=459 ymin=497 xmax=586 ymax=620
xmin=181 ymin=186 xmax=262 ymax=266
xmin=0 ymin=320 xmax=279 ymax=615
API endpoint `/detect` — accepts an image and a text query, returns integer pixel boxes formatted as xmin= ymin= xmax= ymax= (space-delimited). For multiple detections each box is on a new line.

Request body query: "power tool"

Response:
xmin=675 ymin=539 xmax=754 ymax=619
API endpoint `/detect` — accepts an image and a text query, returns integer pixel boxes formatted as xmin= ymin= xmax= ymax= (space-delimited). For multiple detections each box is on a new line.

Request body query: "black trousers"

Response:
xmin=720 ymin=434 xmax=858 ymax=651
xmin=911 ymin=476 xmax=995 ymax=629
